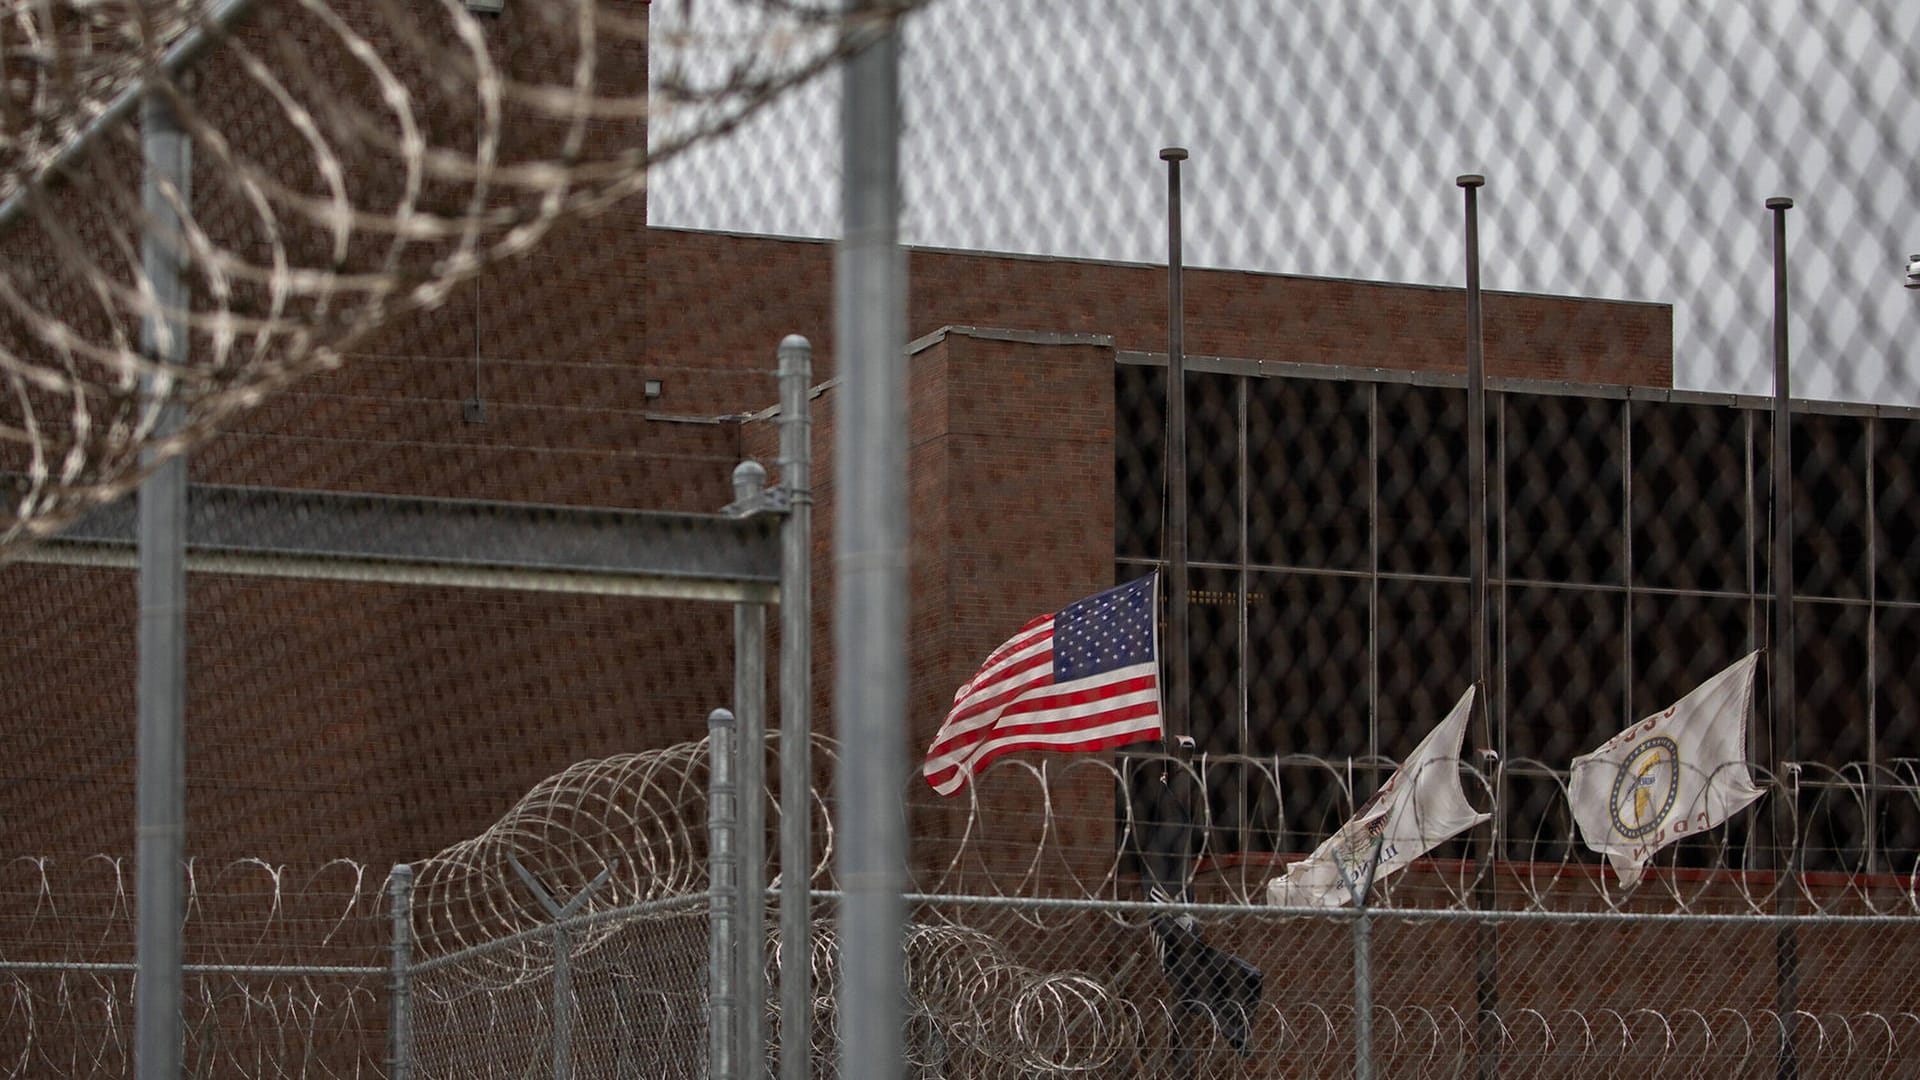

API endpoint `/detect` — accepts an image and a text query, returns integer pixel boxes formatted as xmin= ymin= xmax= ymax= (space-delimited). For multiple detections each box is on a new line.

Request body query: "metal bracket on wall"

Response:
xmin=722 ymin=486 xmax=792 ymax=518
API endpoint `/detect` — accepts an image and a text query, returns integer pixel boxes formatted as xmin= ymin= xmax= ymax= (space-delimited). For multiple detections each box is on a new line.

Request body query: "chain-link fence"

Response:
xmin=17 ymin=739 xmax=1920 ymax=1076
xmin=5 ymin=0 xmax=1920 ymax=1076
xmin=659 ymin=1 xmax=1920 ymax=405
xmin=0 ymin=856 xmax=389 ymax=1077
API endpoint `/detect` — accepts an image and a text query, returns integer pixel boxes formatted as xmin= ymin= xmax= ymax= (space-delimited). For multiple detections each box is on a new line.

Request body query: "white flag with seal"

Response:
xmin=1568 ymin=651 xmax=1765 ymax=889
xmin=1266 ymin=686 xmax=1487 ymax=908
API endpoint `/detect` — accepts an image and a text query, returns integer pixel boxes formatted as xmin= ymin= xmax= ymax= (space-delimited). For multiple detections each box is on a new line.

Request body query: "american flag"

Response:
xmin=923 ymin=573 xmax=1164 ymax=797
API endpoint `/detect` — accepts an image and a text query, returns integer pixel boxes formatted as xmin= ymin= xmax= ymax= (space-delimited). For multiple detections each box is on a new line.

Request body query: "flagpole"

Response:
xmin=1458 ymin=173 xmax=1493 ymax=763
xmin=1458 ymin=172 xmax=1500 ymax=1080
xmin=1766 ymin=193 xmax=1800 ymax=1080
xmin=1160 ymin=145 xmax=1198 ymax=1080
xmin=1161 ymin=146 xmax=1191 ymax=751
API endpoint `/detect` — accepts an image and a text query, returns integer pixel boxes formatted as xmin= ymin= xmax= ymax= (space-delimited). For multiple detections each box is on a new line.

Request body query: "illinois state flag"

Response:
xmin=923 ymin=573 xmax=1164 ymax=797
xmin=1266 ymin=686 xmax=1487 ymax=907
xmin=1568 ymin=651 xmax=1765 ymax=888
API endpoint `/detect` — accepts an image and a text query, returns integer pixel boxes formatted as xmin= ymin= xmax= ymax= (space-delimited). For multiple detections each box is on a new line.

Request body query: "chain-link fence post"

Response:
xmin=731 ymin=460 xmax=770 ymax=1076
xmin=710 ymin=707 xmax=740 ymax=1080
xmin=777 ymin=334 xmax=815 ymax=1080
xmin=1353 ymin=905 xmax=1374 ymax=1080
xmin=134 ymin=87 xmax=191 ymax=1080
xmin=387 ymin=864 xmax=414 ymax=1080
xmin=505 ymin=853 xmax=618 ymax=1080
xmin=835 ymin=4 xmax=908 ymax=1078
xmin=1345 ymin=834 xmax=1389 ymax=1080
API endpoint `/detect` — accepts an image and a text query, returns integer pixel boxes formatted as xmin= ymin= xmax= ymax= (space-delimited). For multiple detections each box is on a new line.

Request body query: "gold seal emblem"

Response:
xmin=1609 ymin=736 xmax=1680 ymax=839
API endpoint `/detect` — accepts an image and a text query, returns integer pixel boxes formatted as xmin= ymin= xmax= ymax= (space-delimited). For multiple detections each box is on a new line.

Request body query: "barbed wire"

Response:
xmin=8 ymin=953 xmax=1915 ymax=1080
xmin=0 ymin=853 xmax=386 ymax=965
xmin=0 ymin=0 xmax=924 ymax=554
xmin=406 ymin=733 xmax=838 ymax=985
xmin=775 ymin=918 xmax=1139 ymax=1076
xmin=0 ymin=746 xmax=1913 ymax=933
xmin=0 ymin=853 xmax=388 ymax=1078
xmin=911 ymin=748 xmax=1920 ymax=916
xmin=0 ymin=969 xmax=385 ymax=1079
xmin=9 ymin=735 xmax=1920 ymax=1075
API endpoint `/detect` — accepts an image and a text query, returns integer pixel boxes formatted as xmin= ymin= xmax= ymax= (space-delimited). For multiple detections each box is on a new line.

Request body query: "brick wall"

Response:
xmin=649 ymin=227 xmax=1674 ymax=393
xmin=742 ymin=327 xmax=1121 ymax=886
xmin=181 ymin=0 xmax=682 ymax=510
xmin=1 ymin=563 xmax=734 ymax=869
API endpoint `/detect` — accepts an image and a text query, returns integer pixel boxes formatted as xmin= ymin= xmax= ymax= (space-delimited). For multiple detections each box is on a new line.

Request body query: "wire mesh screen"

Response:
xmin=661 ymin=4 xmax=1918 ymax=390
xmin=410 ymin=902 xmax=712 ymax=1080
xmin=397 ymin=734 xmax=835 ymax=1080
xmin=3 ymin=0 xmax=1920 ymax=1077
xmin=0 ymin=0 xmax=896 ymax=543
xmin=868 ymin=901 xmax=1920 ymax=1079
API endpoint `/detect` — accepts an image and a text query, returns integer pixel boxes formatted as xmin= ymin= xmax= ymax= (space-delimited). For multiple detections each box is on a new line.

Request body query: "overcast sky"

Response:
xmin=651 ymin=0 xmax=1920 ymax=405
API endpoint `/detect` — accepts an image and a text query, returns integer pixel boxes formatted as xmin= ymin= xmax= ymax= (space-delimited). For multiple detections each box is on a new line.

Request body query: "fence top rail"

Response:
xmin=877 ymin=889 xmax=1920 ymax=928
xmin=409 ymin=893 xmax=708 ymax=976
xmin=0 ymin=959 xmax=385 ymax=977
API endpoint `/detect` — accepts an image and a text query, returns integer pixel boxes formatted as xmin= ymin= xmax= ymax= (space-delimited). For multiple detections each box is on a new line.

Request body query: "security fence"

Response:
xmin=15 ymin=898 xmax=1920 ymax=1077
xmin=0 ymin=857 xmax=389 ymax=1077
xmin=11 ymin=738 xmax=1920 ymax=1076
xmin=4 ymin=1 xmax=1920 ymax=1078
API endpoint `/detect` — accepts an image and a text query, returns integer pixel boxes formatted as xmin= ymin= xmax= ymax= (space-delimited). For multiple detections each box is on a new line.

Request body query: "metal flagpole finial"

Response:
xmin=1456 ymin=173 xmax=1485 ymax=189
xmin=1160 ymin=146 xmax=1188 ymax=161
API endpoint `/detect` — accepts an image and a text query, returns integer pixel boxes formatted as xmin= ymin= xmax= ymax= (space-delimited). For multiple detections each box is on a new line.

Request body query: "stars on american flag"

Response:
xmin=1056 ymin=575 xmax=1156 ymax=681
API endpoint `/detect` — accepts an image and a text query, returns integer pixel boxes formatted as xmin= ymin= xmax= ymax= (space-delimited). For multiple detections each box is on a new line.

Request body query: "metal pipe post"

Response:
xmin=388 ymin=865 xmax=415 ymax=1080
xmin=553 ymin=924 xmax=575 ymax=1080
xmin=1161 ymin=146 xmax=1191 ymax=745
xmin=835 ymin=5 xmax=907 ymax=1077
xmin=1766 ymin=193 xmax=1800 ymax=1080
xmin=1354 ymin=908 xmax=1373 ymax=1080
xmin=1458 ymin=172 xmax=1500 ymax=1080
xmin=1458 ymin=175 xmax=1492 ymax=782
xmin=505 ymin=853 xmax=617 ymax=1080
xmin=732 ymin=462 xmax=770 ymax=1076
xmin=777 ymin=334 xmax=815 ymax=1080
xmin=1345 ymin=832 xmax=1388 ymax=1080
xmin=709 ymin=708 xmax=740 ymax=1080
xmin=136 ymin=88 xmax=191 ymax=1080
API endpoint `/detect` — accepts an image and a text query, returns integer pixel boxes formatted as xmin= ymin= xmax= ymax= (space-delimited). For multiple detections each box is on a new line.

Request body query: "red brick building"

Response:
xmin=2 ymin=205 xmax=1671 ymax=869
xmin=0 ymin=0 xmax=1675 ymax=873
